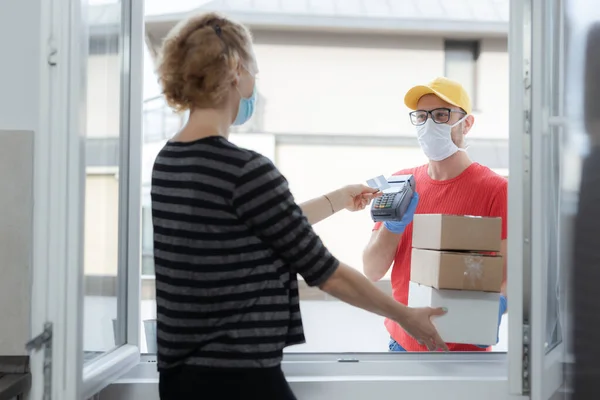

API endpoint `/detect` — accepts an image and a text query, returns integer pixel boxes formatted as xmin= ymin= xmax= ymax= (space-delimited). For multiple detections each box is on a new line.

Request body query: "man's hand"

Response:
xmin=362 ymin=193 xmax=419 ymax=282
xmin=383 ymin=192 xmax=419 ymax=234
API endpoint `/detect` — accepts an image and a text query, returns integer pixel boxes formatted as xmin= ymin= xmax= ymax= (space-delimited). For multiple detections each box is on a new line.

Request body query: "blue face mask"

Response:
xmin=232 ymin=85 xmax=257 ymax=126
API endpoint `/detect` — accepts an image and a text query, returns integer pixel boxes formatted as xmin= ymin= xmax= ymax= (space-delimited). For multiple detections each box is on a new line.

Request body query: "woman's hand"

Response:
xmin=302 ymin=184 xmax=382 ymax=226
xmin=397 ymin=307 xmax=449 ymax=351
xmin=329 ymin=184 xmax=382 ymax=212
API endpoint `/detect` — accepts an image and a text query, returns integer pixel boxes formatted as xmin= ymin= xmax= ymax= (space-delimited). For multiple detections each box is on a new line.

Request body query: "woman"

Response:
xmin=153 ymin=12 xmax=447 ymax=400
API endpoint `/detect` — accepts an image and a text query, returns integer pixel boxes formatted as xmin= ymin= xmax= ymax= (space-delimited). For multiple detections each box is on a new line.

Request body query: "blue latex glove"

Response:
xmin=476 ymin=295 xmax=508 ymax=348
xmin=383 ymin=192 xmax=419 ymax=234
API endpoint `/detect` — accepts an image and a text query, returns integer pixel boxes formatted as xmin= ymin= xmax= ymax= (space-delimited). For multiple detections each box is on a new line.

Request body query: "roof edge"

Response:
xmin=145 ymin=11 xmax=508 ymax=38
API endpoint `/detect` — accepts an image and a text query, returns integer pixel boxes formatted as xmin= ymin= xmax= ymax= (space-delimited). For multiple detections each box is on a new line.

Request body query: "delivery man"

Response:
xmin=362 ymin=77 xmax=508 ymax=352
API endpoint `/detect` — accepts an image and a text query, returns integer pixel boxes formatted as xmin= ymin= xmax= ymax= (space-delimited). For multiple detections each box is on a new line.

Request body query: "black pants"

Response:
xmin=159 ymin=364 xmax=297 ymax=400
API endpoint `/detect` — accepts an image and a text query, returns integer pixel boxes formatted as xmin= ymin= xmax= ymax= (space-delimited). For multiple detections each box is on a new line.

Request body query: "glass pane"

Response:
xmin=141 ymin=255 xmax=155 ymax=276
xmin=83 ymin=0 xmax=124 ymax=363
xmin=445 ymin=42 xmax=477 ymax=108
xmin=141 ymin=206 xmax=153 ymax=254
xmin=542 ymin=0 xmax=566 ymax=353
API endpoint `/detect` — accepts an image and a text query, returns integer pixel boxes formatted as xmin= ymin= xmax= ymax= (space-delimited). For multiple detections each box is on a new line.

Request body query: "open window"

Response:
xmin=29 ymin=0 xmax=579 ymax=398
xmin=29 ymin=0 xmax=145 ymax=398
xmin=81 ymin=0 xmax=146 ymax=396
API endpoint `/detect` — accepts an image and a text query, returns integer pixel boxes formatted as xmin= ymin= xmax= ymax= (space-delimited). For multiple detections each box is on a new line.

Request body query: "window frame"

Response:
xmin=104 ymin=353 xmax=528 ymax=400
xmin=115 ymin=7 xmax=535 ymax=400
xmin=79 ymin=0 xmax=145 ymax=396
xmin=28 ymin=0 xmax=546 ymax=398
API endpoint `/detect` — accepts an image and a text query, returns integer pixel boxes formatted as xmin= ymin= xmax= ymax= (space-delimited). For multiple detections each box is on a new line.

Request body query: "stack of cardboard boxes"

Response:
xmin=408 ymin=214 xmax=503 ymax=346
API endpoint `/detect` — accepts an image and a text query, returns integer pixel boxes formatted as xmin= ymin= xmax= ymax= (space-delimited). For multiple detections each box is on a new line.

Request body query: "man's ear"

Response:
xmin=463 ymin=114 xmax=475 ymax=135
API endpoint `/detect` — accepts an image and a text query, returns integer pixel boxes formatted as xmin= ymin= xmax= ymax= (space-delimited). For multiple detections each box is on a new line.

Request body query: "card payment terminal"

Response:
xmin=370 ymin=174 xmax=416 ymax=222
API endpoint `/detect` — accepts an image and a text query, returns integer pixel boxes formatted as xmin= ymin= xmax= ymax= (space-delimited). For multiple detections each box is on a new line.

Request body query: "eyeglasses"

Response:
xmin=409 ymin=108 xmax=466 ymax=126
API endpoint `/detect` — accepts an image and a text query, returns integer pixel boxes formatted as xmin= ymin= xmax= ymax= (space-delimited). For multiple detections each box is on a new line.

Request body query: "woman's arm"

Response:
xmin=300 ymin=185 xmax=380 ymax=225
xmin=319 ymin=262 xmax=448 ymax=351
xmin=299 ymin=191 xmax=341 ymax=225
xmin=232 ymin=155 xmax=447 ymax=351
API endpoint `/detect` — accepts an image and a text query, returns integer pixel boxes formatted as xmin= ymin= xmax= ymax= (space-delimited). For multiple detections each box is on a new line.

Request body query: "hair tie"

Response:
xmin=213 ymin=24 xmax=222 ymax=37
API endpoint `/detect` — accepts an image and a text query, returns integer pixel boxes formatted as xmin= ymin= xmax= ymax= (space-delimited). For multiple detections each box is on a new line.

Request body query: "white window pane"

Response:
xmin=141 ymin=207 xmax=153 ymax=252
xmin=83 ymin=0 xmax=125 ymax=361
xmin=445 ymin=42 xmax=477 ymax=109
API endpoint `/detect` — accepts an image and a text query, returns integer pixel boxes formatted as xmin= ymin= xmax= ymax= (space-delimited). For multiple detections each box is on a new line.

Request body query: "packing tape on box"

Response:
xmin=463 ymin=256 xmax=484 ymax=289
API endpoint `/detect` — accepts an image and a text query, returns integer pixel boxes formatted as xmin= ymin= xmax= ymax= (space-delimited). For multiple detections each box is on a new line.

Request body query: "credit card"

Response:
xmin=366 ymin=175 xmax=391 ymax=191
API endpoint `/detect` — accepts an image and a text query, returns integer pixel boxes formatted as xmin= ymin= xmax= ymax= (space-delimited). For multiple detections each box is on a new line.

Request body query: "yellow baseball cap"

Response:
xmin=404 ymin=77 xmax=472 ymax=115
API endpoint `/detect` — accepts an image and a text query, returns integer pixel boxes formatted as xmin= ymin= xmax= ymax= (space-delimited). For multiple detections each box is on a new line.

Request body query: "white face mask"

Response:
xmin=416 ymin=116 xmax=468 ymax=161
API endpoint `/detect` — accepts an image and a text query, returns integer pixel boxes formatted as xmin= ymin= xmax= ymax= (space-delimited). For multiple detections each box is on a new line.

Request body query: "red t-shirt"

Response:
xmin=373 ymin=163 xmax=508 ymax=352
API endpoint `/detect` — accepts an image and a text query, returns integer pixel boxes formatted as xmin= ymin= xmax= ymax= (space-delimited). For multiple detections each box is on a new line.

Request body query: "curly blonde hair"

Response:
xmin=157 ymin=12 xmax=254 ymax=112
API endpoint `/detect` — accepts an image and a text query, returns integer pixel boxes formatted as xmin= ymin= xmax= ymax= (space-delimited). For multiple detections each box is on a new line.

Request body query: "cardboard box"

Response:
xmin=408 ymin=282 xmax=500 ymax=346
xmin=412 ymin=214 xmax=502 ymax=252
xmin=410 ymin=248 xmax=503 ymax=292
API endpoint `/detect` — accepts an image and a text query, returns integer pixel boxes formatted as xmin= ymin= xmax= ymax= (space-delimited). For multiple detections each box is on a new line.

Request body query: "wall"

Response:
xmin=84 ymin=173 xmax=120 ymax=276
xmin=476 ymin=38 xmax=510 ymax=138
xmin=0 ymin=131 xmax=34 ymax=356
xmin=252 ymin=30 xmax=444 ymax=136
xmin=0 ymin=0 xmax=42 ymax=131
xmin=0 ymin=0 xmax=43 ymax=359
xmin=87 ymin=54 xmax=121 ymax=139
xmin=0 ymin=5 xmax=46 ymax=400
